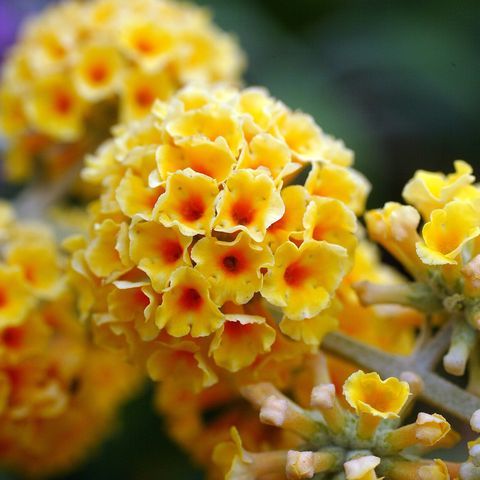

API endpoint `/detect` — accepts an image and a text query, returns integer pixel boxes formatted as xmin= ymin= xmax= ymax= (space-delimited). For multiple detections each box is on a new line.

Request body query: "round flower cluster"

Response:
xmin=0 ymin=0 xmax=244 ymax=183
xmin=70 ymin=84 xmax=370 ymax=392
xmin=359 ymin=161 xmax=480 ymax=379
xmin=0 ymin=204 xmax=139 ymax=476
xmin=216 ymin=369 xmax=461 ymax=480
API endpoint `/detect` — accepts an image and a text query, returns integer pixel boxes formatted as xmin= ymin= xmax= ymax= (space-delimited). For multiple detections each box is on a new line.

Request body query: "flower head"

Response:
xmin=0 ymin=0 xmax=245 ymax=184
xmin=0 ymin=206 xmax=139 ymax=477
xmin=70 ymin=84 xmax=366 ymax=394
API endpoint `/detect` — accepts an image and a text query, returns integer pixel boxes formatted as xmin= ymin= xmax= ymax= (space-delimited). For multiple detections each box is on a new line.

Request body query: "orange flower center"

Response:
xmin=89 ymin=63 xmax=108 ymax=84
xmin=2 ymin=327 xmax=24 ymax=349
xmin=135 ymin=37 xmax=156 ymax=54
xmin=179 ymin=287 xmax=203 ymax=311
xmin=54 ymin=91 xmax=73 ymax=115
xmin=284 ymin=261 xmax=310 ymax=287
xmin=221 ymin=250 xmax=246 ymax=275
xmin=161 ymin=240 xmax=183 ymax=264
xmin=135 ymin=86 xmax=155 ymax=108
xmin=231 ymin=199 xmax=255 ymax=226
xmin=224 ymin=320 xmax=253 ymax=338
xmin=181 ymin=197 xmax=205 ymax=222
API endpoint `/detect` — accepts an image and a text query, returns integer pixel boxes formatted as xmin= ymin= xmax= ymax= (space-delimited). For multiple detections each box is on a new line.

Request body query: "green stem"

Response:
xmin=322 ymin=331 xmax=480 ymax=422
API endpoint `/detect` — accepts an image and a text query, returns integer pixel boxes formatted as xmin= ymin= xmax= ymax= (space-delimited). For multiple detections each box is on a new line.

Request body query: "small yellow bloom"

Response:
xmin=107 ymin=283 xmax=159 ymax=342
xmin=306 ymin=162 xmax=370 ymax=215
xmin=73 ymin=44 xmax=123 ymax=101
xmin=279 ymin=308 xmax=339 ymax=347
xmin=166 ymin=103 xmax=244 ymax=157
xmin=121 ymin=69 xmax=176 ymax=121
xmin=214 ymin=169 xmax=285 ymax=242
xmin=154 ymin=169 xmax=218 ymax=236
xmin=156 ymin=267 xmax=223 ymax=337
xmin=156 ymin=140 xmax=236 ymax=183
xmin=191 ymin=232 xmax=273 ymax=305
xmin=403 ymin=160 xmax=477 ymax=219
xmin=0 ymin=265 xmax=34 ymax=327
xmin=262 ymin=240 xmax=349 ymax=320
xmin=6 ymin=240 xmax=62 ymax=298
xmin=343 ymin=371 xmax=410 ymax=419
xmin=84 ymin=219 xmax=131 ymax=279
xmin=119 ymin=21 xmax=175 ymax=72
xmin=129 ymin=219 xmax=191 ymax=293
xmin=238 ymin=133 xmax=297 ymax=181
xmin=25 ymin=75 xmax=85 ymax=141
xmin=265 ymin=185 xmax=309 ymax=251
xmin=276 ymin=111 xmax=323 ymax=162
xmin=147 ymin=342 xmax=217 ymax=393
xmin=209 ymin=314 xmax=276 ymax=372
xmin=115 ymin=168 xmax=164 ymax=220
xmin=417 ymin=200 xmax=480 ymax=265
xmin=303 ymin=196 xmax=357 ymax=251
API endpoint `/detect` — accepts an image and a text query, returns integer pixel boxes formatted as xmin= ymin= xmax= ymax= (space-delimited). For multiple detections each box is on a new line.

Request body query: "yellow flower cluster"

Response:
xmin=362 ymin=161 xmax=480 ymax=377
xmin=0 ymin=0 xmax=244 ymax=182
xmin=70 ymin=84 xmax=370 ymax=392
xmin=0 ymin=204 xmax=139 ymax=477
xmin=216 ymin=369 xmax=460 ymax=480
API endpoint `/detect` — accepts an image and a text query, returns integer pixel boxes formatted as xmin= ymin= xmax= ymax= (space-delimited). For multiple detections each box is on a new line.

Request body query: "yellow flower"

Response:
xmin=156 ymin=266 xmax=223 ymax=337
xmin=343 ymin=371 xmax=410 ymax=419
xmin=156 ymin=141 xmax=236 ymax=183
xmin=166 ymin=103 xmax=244 ymax=157
xmin=85 ymin=219 xmax=131 ymax=279
xmin=121 ymin=69 xmax=176 ymax=121
xmin=129 ymin=219 xmax=191 ymax=292
xmin=262 ymin=240 xmax=349 ymax=320
xmin=403 ymin=160 xmax=478 ymax=219
xmin=154 ymin=169 xmax=219 ymax=236
xmin=276 ymin=111 xmax=323 ymax=161
xmin=303 ymin=196 xmax=357 ymax=252
xmin=0 ymin=0 xmax=244 ymax=184
xmin=25 ymin=75 xmax=85 ymax=141
xmin=147 ymin=341 xmax=217 ymax=393
xmin=107 ymin=282 xmax=159 ymax=342
xmin=209 ymin=314 xmax=276 ymax=372
xmin=73 ymin=44 xmax=123 ymax=101
xmin=306 ymin=162 xmax=370 ymax=215
xmin=265 ymin=185 xmax=309 ymax=251
xmin=5 ymin=240 xmax=62 ymax=298
xmin=191 ymin=232 xmax=273 ymax=305
xmin=119 ymin=21 xmax=176 ymax=72
xmin=0 ymin=266 xmax=34 ymax=327
xmin=214 ymin=169 xmax=285 ymax=242
xmin=417 ymin=199 xmax=480 ymax=265
xmin=115 ymin=168 xmax=164 ymax=220
xmin=344 ymin=456 xmax=381 ymax=480
xmin=237 ymin=133 xmax=297 ymax=181
xmin=279 ymin=307 xmax=339 ymax=347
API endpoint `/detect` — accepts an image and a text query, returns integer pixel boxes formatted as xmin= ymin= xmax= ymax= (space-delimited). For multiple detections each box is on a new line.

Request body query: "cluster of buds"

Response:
xmin=0 ymin=0 xmax=244 ymax=183
xmin=217 ymin=368 xmax=463 ymax=480
xmin=358 ymin=161 xmax=480 ymax=380
xmin=68 ymin=83 xmax=370 ymax=393
xmin=0 ymin=204 xmax=139 ymax=476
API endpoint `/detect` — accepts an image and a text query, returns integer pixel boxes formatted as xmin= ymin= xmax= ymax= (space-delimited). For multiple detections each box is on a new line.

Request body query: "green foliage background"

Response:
xmin=1 ymin=0 xmax=479 ymax=478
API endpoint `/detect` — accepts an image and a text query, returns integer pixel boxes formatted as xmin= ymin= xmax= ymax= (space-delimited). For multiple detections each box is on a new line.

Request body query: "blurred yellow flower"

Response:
xmin=0 ymin=0 xmax=245 ymax=186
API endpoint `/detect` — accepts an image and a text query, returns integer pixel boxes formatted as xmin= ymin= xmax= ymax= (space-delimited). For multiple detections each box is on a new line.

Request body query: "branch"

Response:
xmin=322 ymin=331 xmax=480 ymax=422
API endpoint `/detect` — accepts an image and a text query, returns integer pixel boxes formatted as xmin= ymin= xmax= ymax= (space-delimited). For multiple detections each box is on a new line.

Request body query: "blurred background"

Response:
xmin=0 ymin=0 xmax=479 ymax=478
